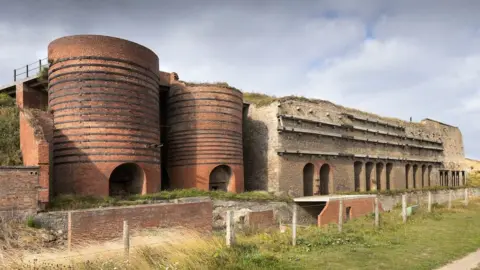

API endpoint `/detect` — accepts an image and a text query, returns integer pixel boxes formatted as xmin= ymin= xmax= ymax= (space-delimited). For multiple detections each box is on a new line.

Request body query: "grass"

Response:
xmin=467 ymin=171 xmax=480 ymax=187
xmin=337 ymin=185 xmax=471 ymax=196
xmin=9 ymin=198 xmax=480 ymax=269
xmin=47 ymin=189 xmax=293 ymax=211
xmin=0 ymin=94 xmax=22 ymax=166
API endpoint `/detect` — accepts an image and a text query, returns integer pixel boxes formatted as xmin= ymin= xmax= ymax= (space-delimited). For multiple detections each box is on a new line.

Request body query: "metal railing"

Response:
xmin=13 ymin=58 xmax=49 ymax=82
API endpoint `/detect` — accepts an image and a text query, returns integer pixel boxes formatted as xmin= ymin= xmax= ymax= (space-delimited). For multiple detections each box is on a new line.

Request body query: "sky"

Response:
xmin=0 ymin=0 xmax=479 ymax=158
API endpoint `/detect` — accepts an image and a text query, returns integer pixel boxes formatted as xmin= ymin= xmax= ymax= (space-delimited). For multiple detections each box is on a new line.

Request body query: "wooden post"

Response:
xmin=123 ymin=220 xmax=129 ymax=258
xmin=448 ymin=190 xmax=452 ymax=209
xmin=374 ymin=197 xmax=379 ymax=228
xmin=427 ymin=191 xmax=432 ymax=213
xmin=465 ymin=188 xmax=469 ymax=206
xmin=402 ymin=194 xmax=407 ymax=223
xmin=292 ymin=204 xmax=297 ymax=246
xmin=338 ymin=199 xmax=343 ymax=232
xmin=226 ymin=210 xmax=235 ymax=247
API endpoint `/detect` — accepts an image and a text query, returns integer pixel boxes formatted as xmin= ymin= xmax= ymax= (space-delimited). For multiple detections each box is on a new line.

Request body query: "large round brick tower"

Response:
xmin=166 ymin=82 xmax=244 ymax=192
xmin=48 ymin=35 xmax=161 ymax=196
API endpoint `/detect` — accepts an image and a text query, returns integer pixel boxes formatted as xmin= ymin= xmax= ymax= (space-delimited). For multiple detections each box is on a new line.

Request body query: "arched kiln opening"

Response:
xmin=109 ymin=163 xmax=144 ymax=196
xmin=209 ymin=165 xmax=232 ymax=191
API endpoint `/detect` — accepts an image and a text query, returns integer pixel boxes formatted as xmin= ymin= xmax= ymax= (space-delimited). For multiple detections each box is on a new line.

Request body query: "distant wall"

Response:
xmin=317 ymin=196 xmax=381 ymax=226
xmin=0 ymin=166 xmax=39 ymax=220
xmin=67 ymin=199 xmax=212 ymax=245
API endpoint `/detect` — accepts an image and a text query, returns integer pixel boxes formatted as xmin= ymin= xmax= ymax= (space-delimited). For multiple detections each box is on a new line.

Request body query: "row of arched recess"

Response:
xmin=303 ymin=163 xmax=330 ymax=196
xmin=353 ymin=161 xmax=393 ymax=191
xmin=108 ymin=163 xmax=233 ymax=196
xmin=439 ymin=170 xmax=465 ymax=187
xmin=404 ymin=164 xmax=433 ymax=189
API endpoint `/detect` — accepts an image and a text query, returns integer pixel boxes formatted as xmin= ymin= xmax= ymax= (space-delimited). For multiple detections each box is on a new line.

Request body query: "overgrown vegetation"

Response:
xmin=47 ymin=189 xmax=293 ymax=211
xmin=0 ymin=94 xmax=21 ymax=166
xmin=467 ymin=171 xmax=480 ymax=187
xmin=10 ymin=198 xmax=480 ymax=269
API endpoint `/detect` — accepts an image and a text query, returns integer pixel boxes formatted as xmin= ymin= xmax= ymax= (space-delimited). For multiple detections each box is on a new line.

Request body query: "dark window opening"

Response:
xmin=354 ymin=161 xmax=363 ymax=192
xmin=303 ymin=163 xmax=315 ymax=196
xmin=320 ymin=164 xmax=330 ymax=195
xmin=109 ymin=163 xmax=144 ymax=197
xmin=365 ymin=162 xmax=374 ymax=191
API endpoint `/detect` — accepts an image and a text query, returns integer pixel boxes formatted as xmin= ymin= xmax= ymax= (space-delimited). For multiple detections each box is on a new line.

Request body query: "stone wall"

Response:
xmin=317 ymin=196 xmax=381 ymax=226
xmin=0 ymin=166 xmax=39 ymax=220
xmin=244 ymin=97 xmax=467 ymax=197
xmin=67 ymin=199 xmax=212 ymax=245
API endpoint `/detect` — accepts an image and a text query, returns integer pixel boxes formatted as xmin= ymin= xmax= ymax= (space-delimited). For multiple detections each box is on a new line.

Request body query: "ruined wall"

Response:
xmin=68 ymin=200 xmax=212 ymax=245
xmin=245 ymin=97 xmax=465 ymax=197
xmin=243 ymin=102 xmax=281 ymax=192
xmin=16 ymin=82 xmax=52 ymax=203
xmin=0 ymin=166 xmax=39 ymax=219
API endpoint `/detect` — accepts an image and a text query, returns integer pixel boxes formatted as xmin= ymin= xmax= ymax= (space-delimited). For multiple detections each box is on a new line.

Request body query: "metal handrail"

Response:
xmin=13 ymin=57 xmax=49 ymax=82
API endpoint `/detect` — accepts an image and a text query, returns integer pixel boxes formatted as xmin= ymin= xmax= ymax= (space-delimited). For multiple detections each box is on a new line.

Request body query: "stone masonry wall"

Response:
xmin=245 ymin=97 xmax=466 ymax=197
xmin=68 ymin=199 xmax=212 ymax=245
xmin=0 ymin=166 xmax=39 ymax=220
xmin=243 ymin=103 xmax=280 ymax=192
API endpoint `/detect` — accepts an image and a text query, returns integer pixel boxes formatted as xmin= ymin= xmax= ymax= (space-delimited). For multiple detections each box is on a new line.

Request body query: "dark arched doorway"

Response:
xmin=320 ymin=164 xmax=330 ymax=195
xmin=386 ymin=163 xmax=392 ymax=190
xmin=109 ymin=163 xmax=144 ymax=196
xmin=354 ymin=161 xmax=363 ymax=192
xmin=375 ymin=163 xmax=384 ymax=191
xmin=303 ymin=163 xmax=315 ymax=196
xmin=209 ymin=165 xmax=232 ymax=191
xmin=365 ymin=162 xmax=374 ymax=191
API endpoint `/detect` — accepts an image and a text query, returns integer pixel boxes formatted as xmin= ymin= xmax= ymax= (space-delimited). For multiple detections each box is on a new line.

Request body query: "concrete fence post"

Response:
xmin=226 ymin=210 xmax=235 ymax=247
xmin=123 ymin=220 xmax=129 ymax=258
xmin=427 ymin=191 xmax=432 ymax=213
xmin=448 ymin=190 xmax=453 ymax=209
xmin=338 ymin=199 xmax=344 ymax=233
xmin=374 ymin=197 xmax=379 ymax=228
xmin=465 ymin=188 xmax=469 ymax=206
xmin=67 ymin=211 xmax=72 ymax=252
xmin=402 ymin=194 xmax=407 ymax=223
xmin=292 ymin=204 xmax=297 ymax=246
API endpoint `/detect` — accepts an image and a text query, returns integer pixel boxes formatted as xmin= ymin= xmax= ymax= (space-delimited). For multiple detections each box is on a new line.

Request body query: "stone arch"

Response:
xmin=209 ymin=165 xmax=232 ymax=191
xmin=365 ymin=162 xmax=374 ymax=191
xmin=354 ymin=161 xmax=363 ymax=192
xmin=109 ymin=163 xmax=144 ymax=196
xmin=427 ymin=165 xmax=432 ymax=186
xmin=386 ymin=163 xmax=393 ymax=190
xmin=303 ymin=163 xmax=315 ymax=196
xmin=319 ymin=164 xmax=330 ymax=195
xmin=412 ymin=165 xmax=418 ymax=189
xmin=405 ymin=164 xmax=411 ymax=189
xmin=421 ymin=165 xmax=426 ymax=188
xmin=375 ymin=163 xmax=384 ymax=191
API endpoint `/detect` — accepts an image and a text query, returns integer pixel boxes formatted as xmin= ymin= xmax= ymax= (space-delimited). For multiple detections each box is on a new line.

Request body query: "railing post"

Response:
xmin=123 ymin=220 xmax=129 ymax=258
xmin=402 ymin=194 xmax=407 ymax=223
xmin=338 ymin=199 xmax=343 ymax=232
xmin=292 ymin=204 xmax=297 ymax=246
xmin=13 ymin=69 xmax=16 ymax=82
xmin=26 ymin=65 xmax=29 ymax=78
xmin=374 ymin=197 xmax=379 ymax=228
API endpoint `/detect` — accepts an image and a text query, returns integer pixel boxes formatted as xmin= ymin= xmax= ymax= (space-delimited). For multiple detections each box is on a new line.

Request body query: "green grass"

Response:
xmin=0 ymin=94 xmax=22 ymax=166
xmin=467 ymin=171 xmax=480 ymax=187
xmin=47 ymin=189 xmax=293 ymax=211
xmin=337 ymin=185 xmax=469 ymax=196
xmin=19 ymin=198 xmax=480 ymax=269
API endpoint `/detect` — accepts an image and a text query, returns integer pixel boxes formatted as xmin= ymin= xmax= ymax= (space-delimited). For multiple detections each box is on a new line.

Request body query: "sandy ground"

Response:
xmin=436 ymin=249 xmax=480 ymax=270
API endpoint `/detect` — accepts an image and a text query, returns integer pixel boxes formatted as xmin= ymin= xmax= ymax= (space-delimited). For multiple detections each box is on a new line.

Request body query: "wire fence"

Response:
xmin=13 ymin=58 xmax=48 ymax=82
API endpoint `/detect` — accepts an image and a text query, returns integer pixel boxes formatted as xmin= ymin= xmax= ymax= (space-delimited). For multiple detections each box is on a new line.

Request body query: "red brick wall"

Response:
xmin=318 ymin=197 xmax=383 ymax=226
xmin=246 ymin=210 xmax=275 ymax=230
xmin=68 ymin=200 xmax=212 ymax=245
xmin=0 ymin=167 xmax=39 ymax=218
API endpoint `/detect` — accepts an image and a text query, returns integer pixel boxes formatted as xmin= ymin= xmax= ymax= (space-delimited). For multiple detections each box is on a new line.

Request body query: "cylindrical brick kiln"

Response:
xmin=166 ymin=82 xmax=244 ymax=192
xmin=48 ymin=35 xmax=161 ymax=196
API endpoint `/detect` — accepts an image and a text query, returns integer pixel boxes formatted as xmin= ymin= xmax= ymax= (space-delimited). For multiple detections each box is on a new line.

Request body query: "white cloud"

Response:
xmin=0 ymin=0 xmax=479 ymax=158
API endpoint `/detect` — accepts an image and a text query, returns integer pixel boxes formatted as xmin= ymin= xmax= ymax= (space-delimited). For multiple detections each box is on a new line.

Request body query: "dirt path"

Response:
xmin=436 ymin=249 xmax=480 ymax=270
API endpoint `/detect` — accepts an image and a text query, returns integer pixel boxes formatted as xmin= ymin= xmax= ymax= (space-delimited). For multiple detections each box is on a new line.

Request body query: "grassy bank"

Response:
xmin=0 ymin=94 xmax=21 ymax=166
xmin=14 ymin=198 xmax=480 ymax=269
xmin=47 ymin=189 xmax=292 ymax=211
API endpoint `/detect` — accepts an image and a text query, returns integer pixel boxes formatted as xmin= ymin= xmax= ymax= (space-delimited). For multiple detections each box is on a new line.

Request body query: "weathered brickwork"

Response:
xmin=246 ymin=210 xmax=275 ymax=230
xmin=0 ymin=167 xmax=39 ymax=219
xmin=48 ymin=35 xmax=161 ymax=196
xmin=67 ymin=200 xmax=212 ymax=245
xmin=167 ymin=82 xmax=244 ymax=192
xmin=244 ymin=98 xmax=467 ymax=197
xmin=318 ymin=196 xmax=382 ymax=226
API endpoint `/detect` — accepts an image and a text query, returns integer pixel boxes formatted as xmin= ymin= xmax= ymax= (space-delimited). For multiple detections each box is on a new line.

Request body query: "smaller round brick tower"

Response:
xmin=48 ymin=35 xmax=161 ymax=196
xmin=166 ymin=81 xmax=244 ymax=192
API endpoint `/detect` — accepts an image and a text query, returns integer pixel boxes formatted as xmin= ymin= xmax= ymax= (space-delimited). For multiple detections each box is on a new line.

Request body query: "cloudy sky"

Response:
xmin=1 ymin=0 xmax=479 ymax=158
